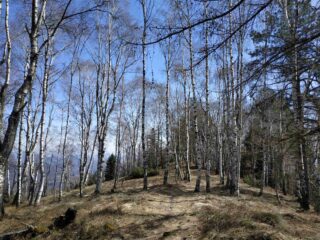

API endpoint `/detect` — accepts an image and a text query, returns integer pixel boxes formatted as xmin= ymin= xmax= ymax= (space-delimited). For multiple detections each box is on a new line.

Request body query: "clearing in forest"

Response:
xmin=1 ymin=171 xmax=320 ymax=240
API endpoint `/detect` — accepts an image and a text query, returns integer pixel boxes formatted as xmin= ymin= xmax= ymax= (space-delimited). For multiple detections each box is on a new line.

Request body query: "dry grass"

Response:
xmin=1 ymin=170 xmax=320 ymax=239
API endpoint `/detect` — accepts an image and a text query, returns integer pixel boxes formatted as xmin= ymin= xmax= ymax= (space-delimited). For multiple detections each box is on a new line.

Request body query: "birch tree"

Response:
xmin=59 ymin=64 xmax=73 ymax=201
xmin=204 ymin=0 xmax=211 ymax=193
xmin=95 ymin=1 xmax=135 ymax=193
xmin=139 ymin=0 xmax=149 ymax=190
xmin=77 ymin=64 xmax=96 ymax=197
xmin=160 ymin=34 xmax=176 ymax=185
xmin=0 ymin=0 xmax=98 ymax=217
xmin=34 ymin=34 xmax=55 ymax=205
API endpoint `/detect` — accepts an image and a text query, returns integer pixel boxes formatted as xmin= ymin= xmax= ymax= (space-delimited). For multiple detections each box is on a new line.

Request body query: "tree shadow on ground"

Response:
xmin=239 ymin=188 xmax=292 ymax=206
xmin=148 ymin=184 xmax=195 ymax=198
xmin=120 ymin=213 xmax=186 ymax=239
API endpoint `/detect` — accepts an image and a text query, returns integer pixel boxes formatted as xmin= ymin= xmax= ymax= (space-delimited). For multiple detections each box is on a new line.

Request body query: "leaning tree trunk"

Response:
xmin=0 ymin=0 xmax=46 ymax=217
xmin=84 ymin=132 xmax=97 ymax=187
xmin=0 ymin=0 xmax=11 ymax=216
xmin=0 ymin=0 xmax=11 ymax=138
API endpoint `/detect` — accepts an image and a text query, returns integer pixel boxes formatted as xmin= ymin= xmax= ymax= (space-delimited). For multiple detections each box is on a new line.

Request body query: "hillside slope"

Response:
xmin=1 ymin=171 xmax=320 ymax=239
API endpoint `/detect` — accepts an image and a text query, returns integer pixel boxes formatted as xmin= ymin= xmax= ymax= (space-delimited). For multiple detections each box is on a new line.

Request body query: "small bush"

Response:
xmin=247 ymin=232 xmax=272 ymax=240
xmin=201 ymin=207 xmax=256 ymax=234
xmin=34 ymin=225 xmax=49 ymax=234
xmin=86 ymin=173 xmax=97 ymax=186
xmin=243 ymin=175 xmax=258 ymax=187
xmin=129 ymin=167 xmax=159 ymax=179
xmin=162 ymin=232 xmax=171 ymax=237
xmin=130 ymin=167 xmax=144 ymax=179
xmin=202 ymin=211 xmax=240 ymax=233
xmin=252 ymin=212 xmax=281 ymax=227
xmin=79 ymin=221 xmax=121 ymax=240
xmin=313 ymin=192 xmax=320 ymax=213
xmin=240 ymin=219 xmax=257 ymax=230
xmin=315 ymin=201 xmax=320 ymax=213
xmin=104 ymin=222 xmax=117 ymax=232
xmin=149 ymin=168 xmax=159 ymax=177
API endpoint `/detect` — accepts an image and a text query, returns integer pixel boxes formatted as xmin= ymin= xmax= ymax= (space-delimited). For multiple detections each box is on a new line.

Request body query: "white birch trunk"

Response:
xmin=59 ymin=70 xmax=73 ymax=201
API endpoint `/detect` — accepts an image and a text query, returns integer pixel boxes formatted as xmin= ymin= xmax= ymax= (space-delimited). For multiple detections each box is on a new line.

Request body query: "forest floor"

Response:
xmin=1 ymin=170 xmax=320 ymax=240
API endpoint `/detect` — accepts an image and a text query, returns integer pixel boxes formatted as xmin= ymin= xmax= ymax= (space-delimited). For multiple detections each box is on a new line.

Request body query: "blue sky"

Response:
xmin=1 ymin=0 xmax=247 ymax=166
xmin=127 ymin=0 xmax=167 ymax=85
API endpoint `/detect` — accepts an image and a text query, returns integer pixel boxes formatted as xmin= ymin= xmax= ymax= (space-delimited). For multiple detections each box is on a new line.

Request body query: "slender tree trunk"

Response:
xmin=113 ymin=78 xmax=124 ymax=191
xmin=35 ymin=40 xmax=52 ymax=205
xmin=13 ymin=112 xmax=24 ymax=207
xmin=95 ymin=133 xmax=106 ymax=193
xmin=94 ymin=2 xmax=122 ymax=193
xmin=0 ymin=160 xmax=4 ymax=216
xmin=44 ymin=154 xmax=53 ymax=197
xmin=228 ymin=0 xmax=237 ymax=195
xmin=252 ymin=142 xmax=256 ymax=186
xmin=204 ymin=1 xmax=210 ymax=192
xmin=0 ymin=0 xmax=11 ymax=137
xmin=293 ymin=28 xmax=309 ymax=211
xmin=25 ymin=94 xmax=37 ymax=206
xmin=28 ymin=154 xmax=36 ymax=205
xmin=281 ymin=0 xmax=309 ymax=210
xmin=182 ymin=50 xmax=191 ymax=182
xmin=84 ymin=132 xmax=97 ymax=186
xmin=235 ymin=19 xmax=244 ymax=196
xmin=79 ymin=129 xmax=85 ymax=197
xmin=59 ymin=71 xmax=73 ymax=201
xmin=188 ymin=27 xmax=201 ymax=192
xmin=279 ymin=99 xmax=287 ymax=195
xmin=0 ymin=0 xmax=11 ymax=216
xmin=163 ymin=41 xmax=171 ymax=185
xmin=224 ymin=44 xmax=231 ymax=189
xmin=174 ymin=110 xmax=182 ymax=180
xmin=273 ymin=148 xmax=281 ymax=204
xmin=4 ymin=166 xmax=10 ymax=201
xmin=78 ymin=65 xmax=94 ymax=197
xmin=218 ymin=122 xmax=224 ymax=185
xmin=219 ymin=48 xmax=226 ymax=185
xmin=141 ymin=0 xmax=148 ymax=191
xmin=259 ymin=134 xmax=266 ymax=196
xmin=53 ymin=162 xmax=58 ymax=198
